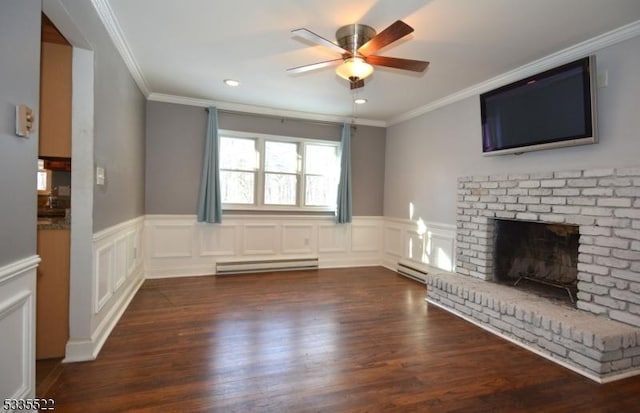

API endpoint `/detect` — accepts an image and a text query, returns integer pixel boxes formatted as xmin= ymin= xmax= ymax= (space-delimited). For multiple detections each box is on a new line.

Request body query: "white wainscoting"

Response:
xmin=382 ymin=218 xmax=456 ymax=273
xmin=0 ymin=255 xmax=39 ymax=400
xmin=65 ymin=217 xmax=144 ymax=362
xmin=144 ymin=215 xmax=385 ymax=278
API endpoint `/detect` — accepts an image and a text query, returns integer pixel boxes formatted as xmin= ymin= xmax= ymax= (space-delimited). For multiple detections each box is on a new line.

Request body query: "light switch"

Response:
xmin=96 ymin=166 xmax=106 ymax=186
xmin=15 ymin=104 xmax=34 ymax=137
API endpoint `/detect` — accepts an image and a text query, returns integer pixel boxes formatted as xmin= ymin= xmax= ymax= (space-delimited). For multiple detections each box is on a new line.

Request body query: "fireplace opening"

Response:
xmin=493 ymin=219 xmax=579 ymax=306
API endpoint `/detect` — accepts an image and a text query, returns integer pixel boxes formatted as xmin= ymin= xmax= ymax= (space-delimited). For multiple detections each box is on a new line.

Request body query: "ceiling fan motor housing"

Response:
xmin=336 ymin=24 xmax=376 ymax=57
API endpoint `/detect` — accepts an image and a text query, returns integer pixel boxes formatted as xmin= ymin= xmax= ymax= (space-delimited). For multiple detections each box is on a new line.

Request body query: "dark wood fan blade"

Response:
xmin=286 ymin=58 xmax=343 ymax=74
xmin=366 ymin=55 xmax=429 ymax=72
xmin=350 ymin=79 xmax=365 ymax=89
xmin=357 ymin=20 xmax=413 ymax=56
xmin=291 ymin=28 xmax=351 ymax=55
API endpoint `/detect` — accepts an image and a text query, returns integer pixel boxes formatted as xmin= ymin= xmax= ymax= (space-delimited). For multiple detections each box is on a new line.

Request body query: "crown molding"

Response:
xmin=91 ymin=0 xmax=150 ymax=97
xmin=148 ymin=93 xmax=388 ymax=128
xmin=388 ymin=19 xmax=640 ymax=126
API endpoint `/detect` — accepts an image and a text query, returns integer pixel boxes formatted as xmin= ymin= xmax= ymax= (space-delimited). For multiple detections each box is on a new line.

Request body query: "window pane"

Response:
xmin=220 ymin=171 xmax=254 ymax=204
xmin=305 ymin=175 xmax=336 ymax=206
xmin=264 ymin=173 xmax=297 ymax=205
xmin=305 ymin=144 xmax=338 ymax=175
xmin=265 ymin=141 xmax=298 ymax=173
xmin=220 ymin=137 xmax=256 ymax=170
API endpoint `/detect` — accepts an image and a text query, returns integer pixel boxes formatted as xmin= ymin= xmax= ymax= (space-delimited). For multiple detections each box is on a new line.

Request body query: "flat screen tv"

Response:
xmin=480 ymin=56 xmax=597 ymax=156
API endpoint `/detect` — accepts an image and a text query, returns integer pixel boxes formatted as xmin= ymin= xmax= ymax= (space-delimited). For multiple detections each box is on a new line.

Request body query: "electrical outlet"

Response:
xmin=597 ymin=70 xmax=608 ymax=88
xmin=96 ymin=166 xmax=106 ymax=186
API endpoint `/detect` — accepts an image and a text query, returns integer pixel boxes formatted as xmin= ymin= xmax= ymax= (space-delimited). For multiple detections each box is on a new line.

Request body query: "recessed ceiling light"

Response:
xmin=224 ymin=79 xmax=240 ymax=87
xmin=354 ymin=98 xmax=368 ymax=105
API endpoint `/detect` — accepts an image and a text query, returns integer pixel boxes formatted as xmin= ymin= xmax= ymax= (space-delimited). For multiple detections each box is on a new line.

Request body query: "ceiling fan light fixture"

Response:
xmin=335 ymin=57 xmax=374 ymax=81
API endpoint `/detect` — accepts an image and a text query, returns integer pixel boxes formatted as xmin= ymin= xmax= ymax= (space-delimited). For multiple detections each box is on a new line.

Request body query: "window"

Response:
xmin=219 ymin=131 xmax=340 ymax=210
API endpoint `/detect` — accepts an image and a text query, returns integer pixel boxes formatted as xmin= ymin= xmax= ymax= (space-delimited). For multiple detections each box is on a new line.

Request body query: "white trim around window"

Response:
xmin=219 ymin=129 xmax=340 ymax=213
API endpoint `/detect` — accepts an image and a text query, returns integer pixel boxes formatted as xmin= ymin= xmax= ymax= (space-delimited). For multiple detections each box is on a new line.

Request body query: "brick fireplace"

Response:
xmin=426 ymin=166 xmax=640 ymax=382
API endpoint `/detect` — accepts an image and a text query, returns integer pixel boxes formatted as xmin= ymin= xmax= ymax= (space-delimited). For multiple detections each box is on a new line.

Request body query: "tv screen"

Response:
xmin=480 ymin=56 xmax=597 ymax=155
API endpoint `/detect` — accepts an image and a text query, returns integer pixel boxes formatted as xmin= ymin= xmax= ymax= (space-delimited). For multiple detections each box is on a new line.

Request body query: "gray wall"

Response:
xmin=58 ymin=0 xmax=146 ymax=232
xmin=384 ymin=35 xmax=640 ymax=225
xmin=145 ymin=101 xmax=385 ymax=216
xmin=0 ymin=0 xmax=41 ymax=267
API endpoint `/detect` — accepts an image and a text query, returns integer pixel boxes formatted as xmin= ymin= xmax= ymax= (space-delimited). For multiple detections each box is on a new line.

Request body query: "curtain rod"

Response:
xmin=205 ymin=107 xmax=357 ymax=129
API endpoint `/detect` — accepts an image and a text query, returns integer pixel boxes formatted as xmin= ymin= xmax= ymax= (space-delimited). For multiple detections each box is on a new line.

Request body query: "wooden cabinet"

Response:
xmin=36 ymin=229 xmax=70 ymax=359
xmin=39 ymin=41 xmax=72 ymax=158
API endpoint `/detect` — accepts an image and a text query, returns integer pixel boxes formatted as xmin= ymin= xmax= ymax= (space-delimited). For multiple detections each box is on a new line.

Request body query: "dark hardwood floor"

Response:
xmin=46 ymin=267 xmax=640 ymax=412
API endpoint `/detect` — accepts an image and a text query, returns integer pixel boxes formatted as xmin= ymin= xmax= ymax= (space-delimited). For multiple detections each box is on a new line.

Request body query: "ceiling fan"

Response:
xmin=287 ymin=20 xmax=429 ymax=89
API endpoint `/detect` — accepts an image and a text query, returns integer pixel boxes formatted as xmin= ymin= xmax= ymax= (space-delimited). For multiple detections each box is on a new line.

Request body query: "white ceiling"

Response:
xmin=102 ymin=0 xmax=640 ymax=125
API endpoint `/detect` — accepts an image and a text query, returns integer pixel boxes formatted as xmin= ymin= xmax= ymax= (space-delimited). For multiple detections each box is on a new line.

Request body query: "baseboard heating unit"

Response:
xmin=216 ymin=257 xmax=319 ymax=275
xmin=396 ymin=260 xmax=429 ymax=283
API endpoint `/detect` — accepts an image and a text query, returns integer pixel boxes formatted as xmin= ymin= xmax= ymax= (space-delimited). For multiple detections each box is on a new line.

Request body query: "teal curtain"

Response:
xmin=336 ymin=123 xmax=352 ymax=223
xmin=197 ymin=106 xmax=222 ymax=223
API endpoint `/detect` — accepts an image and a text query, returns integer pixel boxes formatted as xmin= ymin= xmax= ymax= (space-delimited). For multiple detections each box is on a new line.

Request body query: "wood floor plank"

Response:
xmin=47 ymin=267 xmax=640 ymax=412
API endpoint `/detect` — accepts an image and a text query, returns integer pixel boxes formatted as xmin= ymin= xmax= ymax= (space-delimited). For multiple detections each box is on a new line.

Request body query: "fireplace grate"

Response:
xmin=514 ymin=272 xmax=575 ymax=304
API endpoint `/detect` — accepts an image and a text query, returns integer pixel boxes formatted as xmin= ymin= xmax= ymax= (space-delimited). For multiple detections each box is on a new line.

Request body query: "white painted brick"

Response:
xmin=579 ymin=254 xmax=593 ymax=264
xmin=529 ymin=188 xmax=553 ymax=196
xmin=538 ymin=214 xmax=565 ymax=223
xmin=481 ymin=181 xmax=499 ymax=189
xmin=540 ymin=179 xmax=566 ymax=188
xmin=599 ymin=177 xmax=633 ymax=187
xmin=597 ymin=217 xmax=631 ymax=228
xmin=507 ymin=188 xmax=529 ymax=196
xmin=585 ymin=168 xmax=615 ymax=177
xmin=511 ymin=328 xmax=537 ymax=343
xmin=611 ymin=289 xmax=640 ymax=305
xmin=519 ymin=196 xmax=540 ymax=204
xmin=568 ymin=178 xmax=598 ymax=187
xmin=582 ymin=207 xmax=613 ymax=216
xmin=594 ymin=237 xmax=630 ymax=249
xmin=579 ymin=226 xmax=611 ymax=236
xmin=616 ymin=167 xmax=640 ymax=176
xmin=615 ymin=229 xmax=640 ymax=241
xmin=577 ymin=272 xmax=593 ymax=282
xmin=598 ymin=198 xmax=633 ymax=208
xmin=634 ymin=220 xmax=640 ymax=230
xmin=552 ymin=205 xmax=581 ymax=214
xmin=565 ymin=215 xmax=596 ymax=226
xmin=519 ymin=180 xmax=540 ymax=188
xmin=577 ymin=301 xmax=608 ymax=315
xmin=577 ymin=292 xmax=592 ymax=301
xmin=623 ymin=347 xmax=640 ymax=358
xmin=541 ymin=197 xmax=567 ymax=205
xmin=582 ymin=187 xmax=614 ymax=196
xmin=632 ymin=241 xmax=640 ymax=251
xmin=530 ymin=172 xmax=554 ymax=179
xmin=473 ymin=175 xmax=489 ymax=182
xmin=539 ymin=338 xmax=567 ymax=356
xmin=614 ymin=209 xmax=640 ymax=219
xmin=568 ymin=351 xmax=610 ymax=373
xmin=611 ymin=269 xmax=640 ymax=282
xmin=611 ymin=358 xmax=633 ymax=371
xmin=610 ymin=310 xmax=640 ymax=327
xmin=577 ymin=263 xmax=610 ymax=275
xmin=616 ymin=187 xmax=640 ymax=197
xmin=593 ymin=275 xmax=616 ymax=287
xmin=632 ymin=263 xmax=640 ymax=272
xmin=506 ymin=204 xmax=527 ymax=212
xmin=613 ymin=249 xmax=640 ymax=260
xmin=635 ymin=199 xmax=640 ymax=208
xmin=527 ymin=205 xmax=552 ymax=213
xmin=494 ymin=211 xmax=517 ymax=219
xmin=579 ymin=245 xmax=611 ymax=256
xmin=516 ymin=212 xmax=538 ymax=221
xmin=499 ymin=181 xmax=518 ymax=188
xmin=486 ymin=203 xmax=505 ymax=211
xmin=554 ymin=188 xmax=580 ymax=196
xmin=594 ymin=256 xmax=629 ymax=269
xmin=555 ymin=170 xmax=582 ymax=178
xmin=578 ymin=282 xmax=610 ymax=295
xmin=567 ymin=197 xmax=597 ymax=206
xmin=489 ymin=189 xmax=507 ymax=196
xmin=580 ymin=235 xmax=594 ymax=245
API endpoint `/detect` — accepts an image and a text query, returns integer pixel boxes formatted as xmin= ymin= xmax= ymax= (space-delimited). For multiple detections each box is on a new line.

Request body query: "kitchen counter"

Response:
xmin=37 ymin=217 xmax=70 ymax=230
